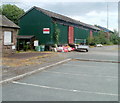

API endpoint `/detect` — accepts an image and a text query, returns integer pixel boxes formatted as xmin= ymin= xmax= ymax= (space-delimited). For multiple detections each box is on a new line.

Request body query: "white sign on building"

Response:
xmin=43 ymin=28 xmax=50 ymax=34
xmin=34 ymin=40 xmax=39 ymax=46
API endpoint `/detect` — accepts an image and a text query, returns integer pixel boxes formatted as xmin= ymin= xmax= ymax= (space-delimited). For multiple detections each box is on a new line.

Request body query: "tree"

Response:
xmin=0 ymin=6 xmax=2 ymax=15
xmin=87 ymin=31 xmax=113 ymax=45
xmin=0 ymin=4 xmax=25 ymax=24
xmin=87 ymin=30 xmax=119 ymax=46
xmin=97 ymin=31 xmax=108 ymax=44
xmin=54 ymin=22 xmax=60 ymax=45
xmin=110 ymin=29 xmax=119 ymax=44
xmin=87 ymin=37 xmax=95 ymax=46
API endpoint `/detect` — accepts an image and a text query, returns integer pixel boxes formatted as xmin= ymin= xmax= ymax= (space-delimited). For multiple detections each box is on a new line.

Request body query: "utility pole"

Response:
xmin=118 ymin=1 xmax=120 ymax=37
xmin=107 ymin=2 xmax=109 ymax=29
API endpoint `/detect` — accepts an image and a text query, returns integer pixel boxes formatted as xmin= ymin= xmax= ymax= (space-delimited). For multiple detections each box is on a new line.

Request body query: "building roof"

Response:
xmin=35 ymin=6 xmax=101 ymax=31
xmin=21 ymin=6 xmax=100 ymax=31
xmin=95 ymin=25 xmax=113 ymax=33
xmin=0 ymin=15 xmax=20 ymax=29
xmin=17 ymin=35 xmax=35 ymax=39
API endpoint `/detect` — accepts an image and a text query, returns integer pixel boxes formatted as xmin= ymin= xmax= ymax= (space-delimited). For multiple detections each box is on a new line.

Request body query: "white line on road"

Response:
xmin=43 ymin=71 xmax=118 ymax=79
xmin=62 ymin=64 xmax=98 ymax=67
xmin=62 ymin=63 xmax=116 ymax=68
xmin=12 ymin=81 xmax=118 ymax=96
xmin=0 ymin=58 xmax=71 ymax=84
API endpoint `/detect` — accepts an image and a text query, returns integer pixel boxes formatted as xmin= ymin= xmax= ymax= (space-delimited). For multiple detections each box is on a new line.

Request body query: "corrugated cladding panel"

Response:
xmin=93 ymin=31 xmax=99 ymax=37
xmin=18 ymin=8 xmax=52 ymax=45
xmin=57 ymin=23 xmax=68 ymax=44
xmin=74 ymin=27 xmax=89 ymax=43
xmin=19 ymin=7 xmax=99 ymax=45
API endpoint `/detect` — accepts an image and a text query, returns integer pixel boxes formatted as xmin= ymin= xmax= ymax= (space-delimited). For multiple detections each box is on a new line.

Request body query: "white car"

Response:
xmin=77 ymin=45 xmax=89 ymax=52
xmin=96 ymin=44 xmax=103 ymax=47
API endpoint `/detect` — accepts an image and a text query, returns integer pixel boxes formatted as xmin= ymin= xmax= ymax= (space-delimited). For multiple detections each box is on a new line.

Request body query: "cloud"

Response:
xmin=2 ymin=0 xmax=119 ymax=3
xmin=68 ymin=9 xmax=118 ymax=31
xmin=1 ymin=1 xmax=118 ymax=31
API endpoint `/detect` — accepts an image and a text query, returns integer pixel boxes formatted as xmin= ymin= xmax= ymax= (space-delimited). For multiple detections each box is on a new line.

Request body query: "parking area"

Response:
xmin=2 ymin=59 xmax=118 ymax=101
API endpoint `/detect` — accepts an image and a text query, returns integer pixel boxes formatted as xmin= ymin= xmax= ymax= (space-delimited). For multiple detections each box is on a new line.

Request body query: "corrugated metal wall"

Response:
xmin=57 ymin=23 xmax=68 ymax=44
xmin=19 ymin=8 xmax=100 ymax=46
xmin=19 ymin=8 xmax=52 ymax=45
xmin=74 ymin=27 xmax=89 ymax=43
xmin=93 ymin=31 xmax=99 ymax=37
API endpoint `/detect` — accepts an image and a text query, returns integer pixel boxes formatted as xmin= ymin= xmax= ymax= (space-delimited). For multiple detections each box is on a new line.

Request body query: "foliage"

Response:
xmin=23 ymin=42 xmax=30 ymax=51
xmin=118 ymin=37 xmax=120 ymax=45
xmin=97 ymin=31 xmax=111 ymax=44
xmin=87 ymin=37 xmax=95 ymax=46
xmin=0 ymin=4 xmax=25 ymax=24
xmin=0 ymin=6 xmax=2 ymax=15
xmin=54 ymin=22 xmax=60 ymax=45
xmin=109 ymin=29 xmax=119 ymax=44
xmin=87 ymin=30 xmax=119 ymax=46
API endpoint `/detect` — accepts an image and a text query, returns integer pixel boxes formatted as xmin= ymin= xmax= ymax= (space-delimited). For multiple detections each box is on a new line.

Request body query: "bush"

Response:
xmin=109 ymin=30 xmax=119 ymax=44
xmin=54 ymin=22 xmax=60 ymax=45
xmin=87 ymin=30 xmax=119 ymax=46
xmin=87 ymin=37 xmax=95 ymax=46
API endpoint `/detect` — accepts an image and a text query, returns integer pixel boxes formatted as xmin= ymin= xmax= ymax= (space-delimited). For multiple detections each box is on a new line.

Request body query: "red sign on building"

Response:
xmin=43 ymin=28 xmax=50 ymax=34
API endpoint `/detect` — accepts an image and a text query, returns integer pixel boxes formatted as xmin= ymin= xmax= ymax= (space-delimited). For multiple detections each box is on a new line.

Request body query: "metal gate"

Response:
xmin=68 ymin=26 xmax=74 ymax=44
xmin=90 ymin=30 xmax=93 ymax=38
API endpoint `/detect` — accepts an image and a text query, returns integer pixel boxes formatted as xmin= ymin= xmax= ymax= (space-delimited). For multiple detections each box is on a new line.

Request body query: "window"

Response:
xmin=4 ymin=31 xmax=12 ymax=45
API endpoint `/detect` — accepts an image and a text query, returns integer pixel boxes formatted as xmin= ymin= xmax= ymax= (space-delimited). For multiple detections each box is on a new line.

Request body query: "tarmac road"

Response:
xmin=2 ymin=45 xmax=118 ymax=101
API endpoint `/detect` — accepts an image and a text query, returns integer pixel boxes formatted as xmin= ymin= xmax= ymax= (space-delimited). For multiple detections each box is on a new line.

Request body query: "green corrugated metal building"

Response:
xmin=18 ymin=6 xmax=100 ymax=46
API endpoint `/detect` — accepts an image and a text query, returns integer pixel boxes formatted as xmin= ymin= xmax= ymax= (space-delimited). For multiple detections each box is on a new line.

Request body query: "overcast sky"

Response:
xmin=1 ymin=0 xmax=119 ymax=31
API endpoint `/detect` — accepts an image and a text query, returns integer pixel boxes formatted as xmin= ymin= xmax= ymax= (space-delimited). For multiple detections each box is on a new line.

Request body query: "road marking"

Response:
xmin=0 ymin=58 xmax=71 ymax=84
xmin=62 ymin=63 xmax=115 ymax=68
xmin=62 ymin=63 xmax=98 ymax=67
xmin=111 ymin=48 xmax=119 ymax=50
xmin=73 ymin=58 xmax=120 ymax=63
xmin=44 ymin=71 xmax=118 ymax=79
xmin=62 ymin=63 xmax=118 ymax=69
xmin=12 ymin=81 xmax=118 ymax=96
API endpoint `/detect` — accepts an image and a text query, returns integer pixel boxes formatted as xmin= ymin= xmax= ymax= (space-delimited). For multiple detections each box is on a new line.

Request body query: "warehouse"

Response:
xmin=18 ymin=6 xmax=100 ymax=48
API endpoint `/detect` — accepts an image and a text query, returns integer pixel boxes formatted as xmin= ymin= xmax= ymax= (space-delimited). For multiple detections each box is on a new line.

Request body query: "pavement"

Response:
xmin=2 ymin=51 xmax=66 ymax=80
xmin=1 ymin=45 xmax=119 ymax=101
